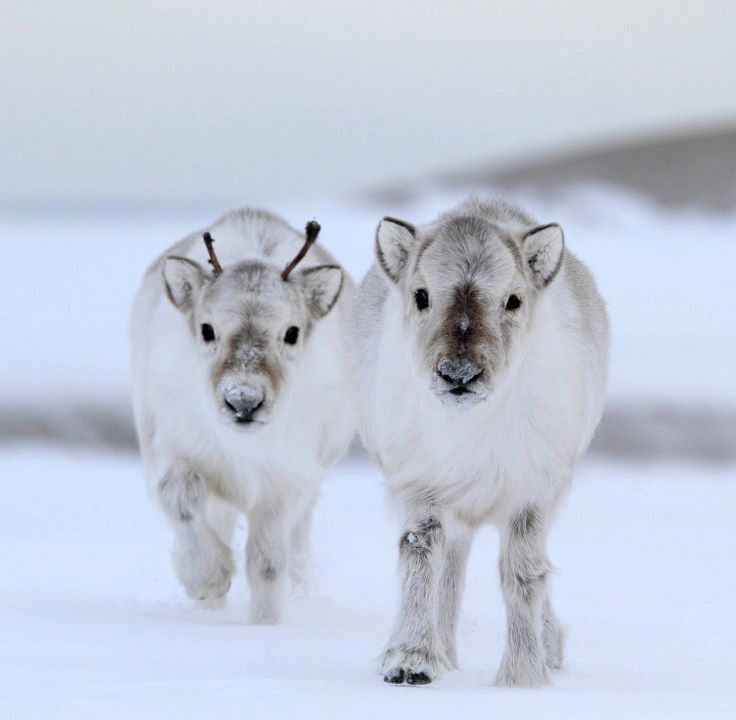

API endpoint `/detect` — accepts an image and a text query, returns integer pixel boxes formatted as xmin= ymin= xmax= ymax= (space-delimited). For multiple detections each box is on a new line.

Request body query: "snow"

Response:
xmin=1 ymin=185 xmax=734 ymax=715
xmin=0 ymin=447 xmax=734 ymax=718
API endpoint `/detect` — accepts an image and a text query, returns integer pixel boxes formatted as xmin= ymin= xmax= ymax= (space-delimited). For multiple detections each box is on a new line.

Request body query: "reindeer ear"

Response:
xmin=375 ymin=217 xmax=418 ymax=283
xmin=299 ymin=265 xmax=343 ymax=318
xmin=162 ymin=256 xmax=207 ymax=312
xmin=522 ymin=223 xmax=565 ymax=288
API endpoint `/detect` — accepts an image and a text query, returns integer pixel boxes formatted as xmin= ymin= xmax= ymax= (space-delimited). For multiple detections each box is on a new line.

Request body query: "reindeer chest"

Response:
xmin=373 ymin=376 xmax=574 ymax=521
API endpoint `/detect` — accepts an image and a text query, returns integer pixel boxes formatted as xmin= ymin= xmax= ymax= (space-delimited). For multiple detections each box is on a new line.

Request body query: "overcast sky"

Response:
xmin=2 ymin=1 xmax=736 ymax=206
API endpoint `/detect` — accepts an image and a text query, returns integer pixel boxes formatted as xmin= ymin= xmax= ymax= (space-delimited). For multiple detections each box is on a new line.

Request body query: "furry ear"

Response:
xmin=523 ymin=223 xmax=565 ymax=288
xmin=162 ymin=256 xmax=207 ymax=311
xmin=375 ymin=217 xmax=418 ymax=283
xmin=299 ymin=265 xmax=343 ymax=318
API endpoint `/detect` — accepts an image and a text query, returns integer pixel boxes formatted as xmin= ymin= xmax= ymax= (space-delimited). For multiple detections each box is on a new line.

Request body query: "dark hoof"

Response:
xmin=384 ymin=668 xmax=405 ymax=684
xmin=406 ymin=671 xmax=432 ymax=685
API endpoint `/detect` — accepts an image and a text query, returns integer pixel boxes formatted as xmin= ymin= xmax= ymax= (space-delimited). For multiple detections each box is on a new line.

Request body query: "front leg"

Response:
xmin=246 ymin=500 xmax=289 ymax=624
xmin=157 ymin=464 xmax=234 ymax=606
xmin=495 ymin=504 xmax=552 ymax=687
xmin=381 ymin=505 xmax=449 ymax=685
xmin=436 ymin=528 xmax=474 ymax=669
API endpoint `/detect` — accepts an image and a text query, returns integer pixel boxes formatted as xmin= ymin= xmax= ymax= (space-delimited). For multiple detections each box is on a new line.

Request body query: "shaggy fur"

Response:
xmin=348 ymin=197 xmax=609 ymax=686
xmin=130 ymin=208 xmax=355 ymax=622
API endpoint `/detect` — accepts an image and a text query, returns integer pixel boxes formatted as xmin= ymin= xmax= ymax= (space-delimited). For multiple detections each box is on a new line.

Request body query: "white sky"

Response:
xmin=2 ymin=1 xmax=736 ymax=205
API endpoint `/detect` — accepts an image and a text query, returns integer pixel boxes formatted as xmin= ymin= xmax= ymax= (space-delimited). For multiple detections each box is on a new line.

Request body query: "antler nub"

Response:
xmin=281 ymin=220 xmax=321 ymax=281
xmin=202 ymin=231 xmax=223 ymax=276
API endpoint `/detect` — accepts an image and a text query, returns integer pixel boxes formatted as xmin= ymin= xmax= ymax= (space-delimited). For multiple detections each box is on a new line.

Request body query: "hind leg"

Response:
xmin=288 ymin=497 xmax=315 ymax=597
xmin=246 ymin=498 xmax=289 ymax=624
xmin=158 ymin=463 xmax=234 ymax=606
xmin=542 ymin=594 xmax=565 ymax=670
xmin=204 ymin=494 xmax=239 ymax=547
xmin=436 ymin=527 xmax=474 ymax=669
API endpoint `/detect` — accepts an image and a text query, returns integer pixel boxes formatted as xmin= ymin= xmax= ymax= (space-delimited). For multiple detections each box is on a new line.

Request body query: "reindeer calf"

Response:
xmin=130 ymin=209 xmax=355 ymax=622
xmin=349 ymin=197 xmax=609 ymax=686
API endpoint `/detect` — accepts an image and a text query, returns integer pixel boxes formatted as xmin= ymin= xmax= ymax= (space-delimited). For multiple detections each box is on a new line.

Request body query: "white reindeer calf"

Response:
xmin=349 ymin=197 xmax=609 ymax=686
xmin=130 ymin=209 xmax=355 ymax=622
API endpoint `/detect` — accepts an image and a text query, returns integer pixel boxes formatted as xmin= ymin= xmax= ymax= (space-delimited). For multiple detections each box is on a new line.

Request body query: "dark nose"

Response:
xmin=224 ymin=387 xmax=264 ymax=423
xmin=437 ymin=357 xmax=483 ymax=393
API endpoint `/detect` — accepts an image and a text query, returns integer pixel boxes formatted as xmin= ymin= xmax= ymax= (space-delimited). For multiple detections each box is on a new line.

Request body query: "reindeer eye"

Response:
xmin=505 ymin=294 xmax=522 ymax=311
xmin=201 ymin=323 xmax=215 ymax=342
xmin=414 ymin=288 xmax=429 ymax=310
xmin=284 ymin=326 xmax=299 ymax=345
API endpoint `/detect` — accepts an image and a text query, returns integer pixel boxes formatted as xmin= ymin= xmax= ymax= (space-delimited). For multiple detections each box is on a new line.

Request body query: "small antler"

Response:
xmin=202 ymin=231 xmax=223 ymax=276
xmin=281 ymin=220 xmax=321 ymax=281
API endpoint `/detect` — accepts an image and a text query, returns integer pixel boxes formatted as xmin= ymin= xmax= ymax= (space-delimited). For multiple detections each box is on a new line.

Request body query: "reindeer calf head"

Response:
xmin=375 ymin=205 xmax=564 ymax=406
xmin=162 ymin=223 xmax=342 ymax=429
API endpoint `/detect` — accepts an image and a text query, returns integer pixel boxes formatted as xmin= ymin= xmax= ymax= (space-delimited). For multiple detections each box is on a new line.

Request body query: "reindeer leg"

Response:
xmin=246 ymin=499 xmax=289 ymax=624
xmin=542 ymin=593 xmax=565 ymax=671
xmin=436 ymin=526 xmax=474 ymax=668
xmin=158 ymin=463 xmax=233 ymax=606
xmin=381 ymin=503 xmax=449 ymax=685
xmin=495 ymin=504 xmax=552 ymax=687
xmin=289 ymin=493 xmax=316 ymax=597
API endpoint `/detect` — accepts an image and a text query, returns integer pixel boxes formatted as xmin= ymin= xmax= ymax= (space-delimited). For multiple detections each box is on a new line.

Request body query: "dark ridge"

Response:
xmin=453 ymin=125 xmax=736 ymax=211
xmin=590 ymin=403 xmax=736 ymax=464
xmin=370 ymin=125 xmax=736 ymax=211
xmin=0 ymin=401 xmax=734 ymax=465
xmin=0 ymin=403 xmax=138 ymax=454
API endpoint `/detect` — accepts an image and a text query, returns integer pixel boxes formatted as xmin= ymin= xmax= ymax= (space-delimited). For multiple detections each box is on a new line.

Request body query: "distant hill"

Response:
xmin=442 ymin=125 xmax=736 ymax=211
xmin=372 ymin=125 xmax=736 ymax=211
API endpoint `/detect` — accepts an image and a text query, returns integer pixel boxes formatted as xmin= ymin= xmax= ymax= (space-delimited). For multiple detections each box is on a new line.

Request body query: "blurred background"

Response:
xmin=2 ymin=3 xmax=736 ymax=716
xmin=2 ymin=0 xmax=734 ymax=460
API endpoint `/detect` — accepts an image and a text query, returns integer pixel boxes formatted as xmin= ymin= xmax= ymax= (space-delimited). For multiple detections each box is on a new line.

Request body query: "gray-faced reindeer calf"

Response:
xmin=349 ymin=197 xmax=609 ymax=686
xmin=130 ymin=209 xmax=355 ymax=622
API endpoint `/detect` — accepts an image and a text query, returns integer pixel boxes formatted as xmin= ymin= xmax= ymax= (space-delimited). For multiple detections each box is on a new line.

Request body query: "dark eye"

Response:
xmin=414 ymin=288 xmax=429 ymax=310
xmin=284 ymin=326 xmax=299 ymax=345
xmin=505 ymin=294 xmax=522 ymax=311
xmin=201 ymin=323 xmax=215 ymax=342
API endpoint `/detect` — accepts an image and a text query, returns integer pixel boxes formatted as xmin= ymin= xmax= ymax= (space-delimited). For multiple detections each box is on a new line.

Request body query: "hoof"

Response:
xmin=383 ymin=668 xmax=433 ymax=685
xmin=406 ymin=671 xmax=432 ymax=685
xmin=380 ymin=641 xmax=445 ymax=686
xmin=384 ymin=668 xmax=405 ymax=684
xmin=175 ymin=534 xmax=234 ymax=605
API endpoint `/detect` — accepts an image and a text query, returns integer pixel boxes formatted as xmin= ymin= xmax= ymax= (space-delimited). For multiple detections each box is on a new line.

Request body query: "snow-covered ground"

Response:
xmin=1 ymin=185 xmax=734 ymax=716
xmin=0 ymin=447 xmax=734 ymax=719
